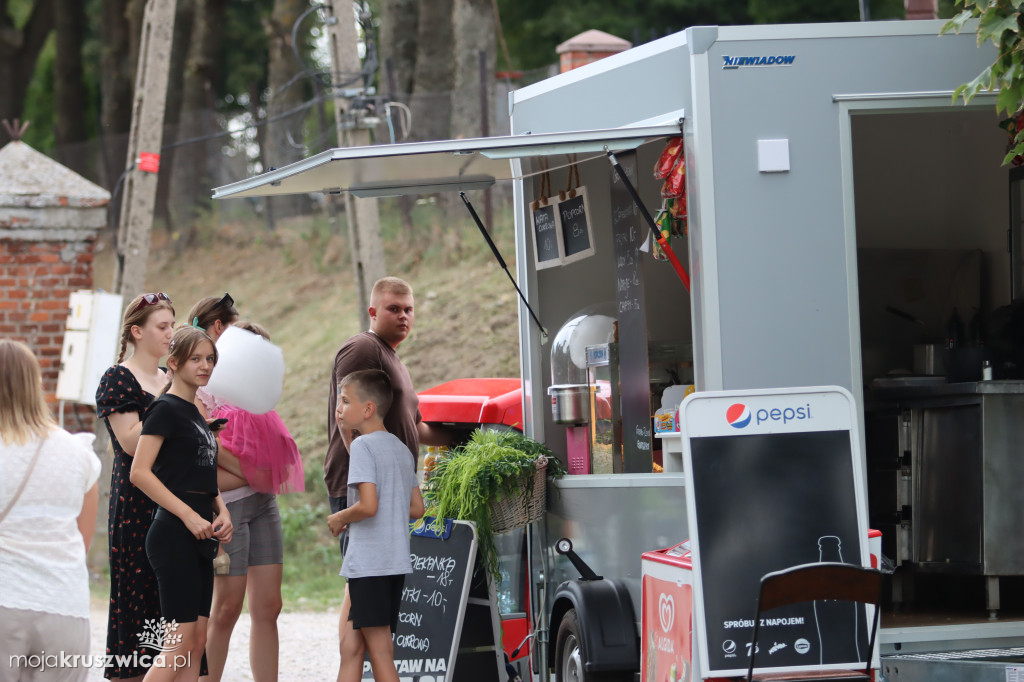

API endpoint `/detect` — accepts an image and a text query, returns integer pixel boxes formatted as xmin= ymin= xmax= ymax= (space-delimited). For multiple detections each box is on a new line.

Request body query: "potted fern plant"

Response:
xmin=423 ymin=429 xmax=566 ymax=580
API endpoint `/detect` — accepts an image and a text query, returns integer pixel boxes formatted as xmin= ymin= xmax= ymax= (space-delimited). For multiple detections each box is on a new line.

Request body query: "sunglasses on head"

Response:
xmin=133 ymin=292 xmax=171 ymax=314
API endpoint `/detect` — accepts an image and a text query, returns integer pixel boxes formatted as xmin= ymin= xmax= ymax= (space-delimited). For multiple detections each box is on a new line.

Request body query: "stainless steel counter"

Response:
xmin=865 ymin=381 xmax=1024 ymax=616
xmin=868 ymin=377 xmax=1024 ymax=397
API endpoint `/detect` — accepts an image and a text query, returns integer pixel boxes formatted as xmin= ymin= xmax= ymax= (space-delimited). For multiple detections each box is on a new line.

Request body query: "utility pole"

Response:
xmin=112 ymin=0 xmax=176 ymax=300
xmin=325 ymin=0 xmax=386 ymax=330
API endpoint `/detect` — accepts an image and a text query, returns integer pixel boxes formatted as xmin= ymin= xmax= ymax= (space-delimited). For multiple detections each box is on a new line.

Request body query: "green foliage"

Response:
xmin=21 ymin=34 xmax=56 ymax=151
xmin=748 ymin=0 xmax=906 ymax=22
xmin=943 ymin=0 xmax=1024 ymax=163
xmin=497 ymin=0 xmax=752 ymax=71
xmin=278 ymin=498 xmax=346 ymax=609
xmin=424 ymin=430 xmax=565 ymax=580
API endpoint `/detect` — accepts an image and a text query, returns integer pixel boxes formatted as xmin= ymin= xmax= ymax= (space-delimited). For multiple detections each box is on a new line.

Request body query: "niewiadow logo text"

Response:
xmin=723 ymin=55 xmax=796 ymax=69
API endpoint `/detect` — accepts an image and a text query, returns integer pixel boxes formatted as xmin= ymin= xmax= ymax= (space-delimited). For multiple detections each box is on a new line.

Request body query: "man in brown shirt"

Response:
xmin=325 ymin=276 xmax=445 ymax=537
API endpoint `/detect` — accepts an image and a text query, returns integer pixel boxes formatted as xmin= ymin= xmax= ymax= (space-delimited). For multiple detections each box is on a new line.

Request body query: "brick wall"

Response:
xmin=0 ymin=236 xmax=98 ymax=429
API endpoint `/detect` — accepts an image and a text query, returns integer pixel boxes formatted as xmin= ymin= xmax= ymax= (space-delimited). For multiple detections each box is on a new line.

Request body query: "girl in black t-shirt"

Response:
xmin=130 ymin=326 xmax=234 ymax=680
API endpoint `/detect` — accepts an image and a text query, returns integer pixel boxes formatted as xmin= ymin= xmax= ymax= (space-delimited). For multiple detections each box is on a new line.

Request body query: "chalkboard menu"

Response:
xmin=531 ymin=199 xmax=561 ymax=270
xmin=360 ymin=519 xmax=503 ymax=682
xmin=680 ymin=388 xmax=870 ymax=679
xmin=610 ymin=152 xmax=653 ymax=471
xmin=558 ymin=187 xmax=594 ymax=263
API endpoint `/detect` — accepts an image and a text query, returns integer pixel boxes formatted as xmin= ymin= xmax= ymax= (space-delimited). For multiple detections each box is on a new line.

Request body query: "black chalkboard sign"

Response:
xmin=558 ymin=187 xmax=594 ymax=263
xmin=610 ymin=153 xmax=652 ymax=472
xmin=531 ymin=200 xmax=561 ymax=270
xmin=360 ymin=518 xmax=503 ymax=682
xmin=681 ymin=388 xmax=870 ymax=679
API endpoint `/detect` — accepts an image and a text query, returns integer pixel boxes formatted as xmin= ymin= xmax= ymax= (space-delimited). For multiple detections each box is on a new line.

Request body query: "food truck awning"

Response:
xmin=211 ymin=120 xmax=683 ymax=199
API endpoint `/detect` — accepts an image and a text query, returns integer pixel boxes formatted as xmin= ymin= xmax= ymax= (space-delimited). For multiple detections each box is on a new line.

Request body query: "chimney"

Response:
xmin=556 ymin=30 xmax=632 ymax=73
xmin=905 ymin=0 xmax=937 ymax=20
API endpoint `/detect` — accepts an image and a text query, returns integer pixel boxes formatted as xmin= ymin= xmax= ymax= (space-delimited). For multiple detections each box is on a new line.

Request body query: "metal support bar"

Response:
xmin=606 ymin=150 xmax=691 ymax=291
xmin=460 ymin=192 xmax=547 ymax=339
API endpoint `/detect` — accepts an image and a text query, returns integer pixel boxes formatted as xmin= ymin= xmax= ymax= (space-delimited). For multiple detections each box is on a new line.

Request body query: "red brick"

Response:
xmin=0 ymin=301 xmax=16 ymax=310
xmin=35 ymin=336 xmax=51 ymax=346
xmin=51 ymin=288 xmax=71 ymax=301
xmin=41 ymin=324 xmax=60 ymax=333
xmin=8 ymin=266 xmax=27 ymax=276
xmin=29 ymin=311 xmax=48 ymax=321
xmin=50 ymin=265 xmax=71 ymax=275
xmin=40 ymin=300 xmax=66 ymax=310
xmin=37 ymin=346 xmax=60 ymax=356
xmin=0 ymin=278 xmax=14 ymax=286
xmin=8 ymin=312 xmax=26 ymax=322
xmin=7 ymin=289 xmax=27 ymax=299
xmin=68 ymin=277 xmax=91 ymax=287
xmin=0 ymin=324 xmax=14 ymax=333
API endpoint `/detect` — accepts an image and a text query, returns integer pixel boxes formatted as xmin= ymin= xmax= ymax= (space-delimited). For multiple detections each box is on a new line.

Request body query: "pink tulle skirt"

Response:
xmin=213 ymin=405 xmax=305 ymax=494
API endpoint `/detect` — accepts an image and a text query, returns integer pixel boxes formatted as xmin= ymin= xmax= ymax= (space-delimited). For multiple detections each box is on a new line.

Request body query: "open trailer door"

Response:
xmin=212 ymin=121 xmax=682 ymax=200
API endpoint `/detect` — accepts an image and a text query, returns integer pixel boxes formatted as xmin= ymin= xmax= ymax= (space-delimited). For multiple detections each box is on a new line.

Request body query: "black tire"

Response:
xmin=554 ymin=608 xmax=631 ymax=682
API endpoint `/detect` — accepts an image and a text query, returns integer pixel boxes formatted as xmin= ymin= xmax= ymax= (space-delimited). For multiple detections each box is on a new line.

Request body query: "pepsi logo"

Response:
xmin=726 ymin=403 xmax=751 ymax=429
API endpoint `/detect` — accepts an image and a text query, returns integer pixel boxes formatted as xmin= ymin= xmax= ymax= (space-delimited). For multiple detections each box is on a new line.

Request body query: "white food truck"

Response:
xmin=215 ymin=19 xmax=1024 ymax=681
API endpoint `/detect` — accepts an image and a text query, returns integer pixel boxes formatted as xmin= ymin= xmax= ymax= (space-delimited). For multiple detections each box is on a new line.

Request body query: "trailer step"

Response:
xmin=882 ymin=647 xmax=1024 ymax=682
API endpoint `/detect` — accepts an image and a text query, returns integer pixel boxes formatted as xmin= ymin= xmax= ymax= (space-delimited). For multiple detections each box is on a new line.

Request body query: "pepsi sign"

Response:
xmin=725 ymin=402 xmax=811 ymax=429
xmin=726 ymin=404 xmax=751 ymax=429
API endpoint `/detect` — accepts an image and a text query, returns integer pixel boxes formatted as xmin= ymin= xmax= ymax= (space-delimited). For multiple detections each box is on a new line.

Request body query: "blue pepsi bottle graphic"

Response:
xmin=814 ymin=536 xmax=861 ymax=665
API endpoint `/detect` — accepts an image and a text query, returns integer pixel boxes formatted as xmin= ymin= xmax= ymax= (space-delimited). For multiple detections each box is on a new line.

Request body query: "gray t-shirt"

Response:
xmin=341 ymin=430 xmax=419 ymax=578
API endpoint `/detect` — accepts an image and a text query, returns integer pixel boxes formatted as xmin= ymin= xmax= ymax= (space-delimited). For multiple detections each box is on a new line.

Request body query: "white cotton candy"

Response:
xmin=204 ymin=325 xmax=284 ymax=414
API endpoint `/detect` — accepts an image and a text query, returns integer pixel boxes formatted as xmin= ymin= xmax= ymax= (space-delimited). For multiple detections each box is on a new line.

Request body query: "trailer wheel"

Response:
xmin=555 ymin=608 xmax=629 ymax=682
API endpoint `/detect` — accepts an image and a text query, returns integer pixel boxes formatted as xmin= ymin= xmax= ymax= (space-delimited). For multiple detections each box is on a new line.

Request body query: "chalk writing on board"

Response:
xmin=364 ymin=519 xmax=482 ymax=682
xmin=532 ymin=199 xmax=562 ymax=269
xmin=610 ymin=152 xmax=652 ymax=471
xmin=558 ymin=187 xmax=595 ymax=262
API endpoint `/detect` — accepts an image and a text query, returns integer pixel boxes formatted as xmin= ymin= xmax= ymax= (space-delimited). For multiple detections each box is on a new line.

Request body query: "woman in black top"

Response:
xmin=130 ymin=325 xmax=233 ymax=680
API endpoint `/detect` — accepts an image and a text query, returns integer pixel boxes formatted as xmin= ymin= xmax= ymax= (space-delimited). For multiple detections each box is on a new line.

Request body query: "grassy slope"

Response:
xmin=94 ymin=197 xmax=521 ymax=608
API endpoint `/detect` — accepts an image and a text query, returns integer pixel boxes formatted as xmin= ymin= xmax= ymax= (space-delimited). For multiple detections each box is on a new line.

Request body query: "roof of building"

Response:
xmin=556 ymin=29 xmax=632 ymax=54
xmin=0 ymin=141 xmax=110 ymax=208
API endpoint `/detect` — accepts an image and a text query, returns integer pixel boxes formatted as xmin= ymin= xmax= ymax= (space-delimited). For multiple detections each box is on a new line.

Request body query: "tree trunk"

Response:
xmin=0 ymin=0 xmax=56 ymax=143
xmin=263 ymin=0 xmax=310 ymax=221
xmin=377 ymin=0 xmax=418 ymax=102
xmin=450 ymin=0 xmax=494 ymax=140
xmin=99 ymin=0 xmax=135 ymax=188
xmin=409 ymin=0 xmax=453 ymax=143
xmin=54 ymin=0 xmax=88 ymax=175
xmin=169 ymin=0 xmax=228 ymax=252
xmin=156 ymin=0 xmax=197 ymax=234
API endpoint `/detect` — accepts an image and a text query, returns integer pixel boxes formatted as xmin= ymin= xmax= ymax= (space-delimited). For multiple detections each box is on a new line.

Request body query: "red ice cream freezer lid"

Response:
xmin=642 ymin=540 xmax=692 ymax=568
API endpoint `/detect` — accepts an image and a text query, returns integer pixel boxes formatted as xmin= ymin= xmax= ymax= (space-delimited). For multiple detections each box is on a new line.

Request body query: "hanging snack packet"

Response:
xmin=654 ymin=137 xmax=685 ymax=179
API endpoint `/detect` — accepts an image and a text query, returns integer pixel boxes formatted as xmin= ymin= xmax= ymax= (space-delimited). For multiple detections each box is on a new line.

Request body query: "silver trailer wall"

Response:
xmin=510 ymin=33 xmax=694 ymax=445
xmin=685 ymin=21 xmax=996 ymax=397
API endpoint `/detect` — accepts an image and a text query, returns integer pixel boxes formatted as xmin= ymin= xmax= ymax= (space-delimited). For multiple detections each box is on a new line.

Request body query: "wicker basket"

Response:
xmin=489 ymin=459 xmax=547 ymax=534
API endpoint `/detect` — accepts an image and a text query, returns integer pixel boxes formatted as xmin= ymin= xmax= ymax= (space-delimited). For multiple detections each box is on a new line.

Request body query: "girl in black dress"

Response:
xmin=96 ymin=293 xmax=175 ymax=681
xmin=130 ymin=325 xmax=234 ymax=680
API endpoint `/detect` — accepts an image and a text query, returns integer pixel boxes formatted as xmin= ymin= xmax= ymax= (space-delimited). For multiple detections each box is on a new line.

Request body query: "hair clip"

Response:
xmin=190 ymin=317 xmax=205 ymax=331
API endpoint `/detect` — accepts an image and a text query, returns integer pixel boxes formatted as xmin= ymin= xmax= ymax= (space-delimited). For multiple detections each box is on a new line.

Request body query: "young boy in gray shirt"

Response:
xmin=327 ymin=369 xmax=425 ymax=682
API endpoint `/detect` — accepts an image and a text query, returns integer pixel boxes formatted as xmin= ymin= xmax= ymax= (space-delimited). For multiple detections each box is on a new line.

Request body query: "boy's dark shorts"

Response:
xmin=347 ymin=574 xmax=406 ymax=631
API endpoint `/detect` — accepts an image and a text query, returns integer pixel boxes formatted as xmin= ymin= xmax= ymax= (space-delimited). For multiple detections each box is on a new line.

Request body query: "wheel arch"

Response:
xmin=547 ymin=578 xmax=640 ymax=675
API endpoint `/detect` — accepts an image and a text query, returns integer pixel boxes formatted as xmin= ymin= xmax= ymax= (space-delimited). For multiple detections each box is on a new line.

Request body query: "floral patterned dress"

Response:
xmin=96 ymin=366 xmax=161 ymax=679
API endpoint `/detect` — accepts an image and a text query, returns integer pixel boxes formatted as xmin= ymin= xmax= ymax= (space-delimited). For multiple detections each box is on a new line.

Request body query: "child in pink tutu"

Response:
xmin=202 ymin=321 xmax=304 ymax=682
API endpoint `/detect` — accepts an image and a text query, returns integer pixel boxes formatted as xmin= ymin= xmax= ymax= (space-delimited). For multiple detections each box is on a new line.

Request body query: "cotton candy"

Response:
xmin=204 ymin=325 xmax=284 ymax=414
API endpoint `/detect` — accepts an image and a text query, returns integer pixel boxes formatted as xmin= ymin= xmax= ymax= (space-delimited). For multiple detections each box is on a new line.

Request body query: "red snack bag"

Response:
xmin=661 ymin=157 xmax=686 ymax=198
xmin=654 ymin=137 xmax=685 ymax=179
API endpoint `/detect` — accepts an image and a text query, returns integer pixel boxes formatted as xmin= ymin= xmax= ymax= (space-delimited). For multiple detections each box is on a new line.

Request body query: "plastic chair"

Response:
xmin=745 ymin=562 xmax=884 ymax=682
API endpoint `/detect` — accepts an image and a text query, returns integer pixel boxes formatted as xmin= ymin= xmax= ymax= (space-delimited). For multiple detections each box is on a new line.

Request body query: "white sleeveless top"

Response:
xmin=0 ymin=429 xmax=101 ymax=619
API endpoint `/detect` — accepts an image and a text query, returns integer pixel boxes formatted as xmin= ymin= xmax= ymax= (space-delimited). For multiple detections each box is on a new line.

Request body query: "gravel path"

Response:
xmin=85 ymin=607 xmax=341 ymax=681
